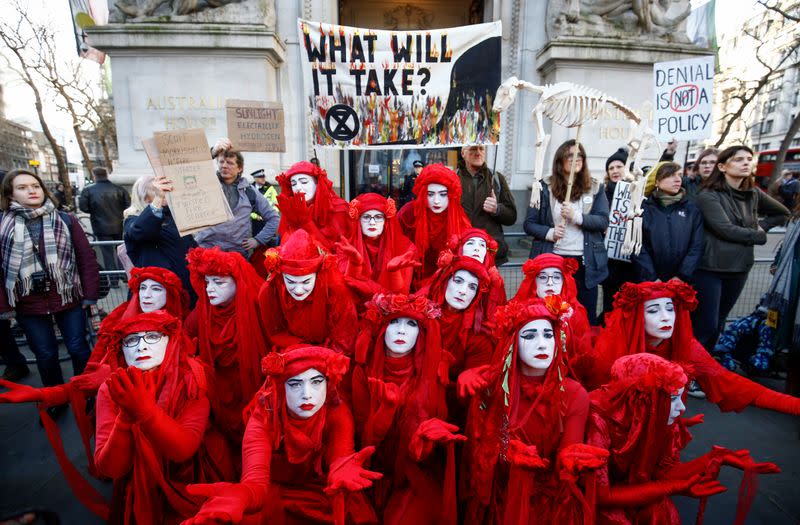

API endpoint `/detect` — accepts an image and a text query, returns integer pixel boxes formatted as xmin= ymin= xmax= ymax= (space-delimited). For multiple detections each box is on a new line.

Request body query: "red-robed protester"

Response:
xmin=183 ymin=345 xmax=381 ymax=525
xmin=396 ymin=164 xmax=471 ymax=286
xmin=512 ymin=254 xmax=593 ymax=379
xmin=587 ymin=353 xmax=779 ymax=525
xmin=0 ymin=267 xmax=190 ymax=519
xmin=591 ymin=280 xmax=800 ymax=416
xmin=462 ymin=297 xmax=601 ymax=525
xmin=448 ymin=227 xmax=507 ymax=314
xmin=424 ymin=253 xmax=496 ymax=425
xmin=185 ymin=247 xmax=267 ymax=449
xmin=259 ymin=229 xmax=358 ymax=356
xmin=276 ymin=161 xmax=352 ymax=250
xmin=95 ymin=311 xmax=212 ymax=524
xmin=338 ymin=193 xmax=418 ymax=304
xmin=351 ymin=292 xmax=462 ymax=525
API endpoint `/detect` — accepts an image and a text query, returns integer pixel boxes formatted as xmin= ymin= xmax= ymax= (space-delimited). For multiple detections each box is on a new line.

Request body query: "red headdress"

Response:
xmin=513 ymin=253 xmax=580 ymax=303
xmin=590 ymin=353 xmax=687 ymax=485
xmin=426 ymin=253 xmax=492 ymax=337
xmin=125 ymin=266 xmax=189 ymax=319
xmin=257 ymin=345 xmax=350 ymax=467
xmin=448 ymin=227 xmax=499 ymax=268
xmin=104 ymin=310 xmax=205 ymax=523
xmin=187 ymin=247 xmax=266 ymax=408
xmin=407 ymin=164 xmax=471 ymax=265
xmin=467 ymin=297 xmax=574 ymax=507
xmin=593 ymin=280 xmax=698 ymax=387
xmin=259 ymin=229 xmax=357 ymax=354
xmin=276 ymin=161 xmax=349 ymax=238
xmin=345 ymin=193 xmax=415 ymax=292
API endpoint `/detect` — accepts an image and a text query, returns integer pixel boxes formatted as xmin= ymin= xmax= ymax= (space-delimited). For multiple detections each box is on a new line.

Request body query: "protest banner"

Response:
xmin=226 ymin=100 xmax=286 ymax=152
xmin=145 ymin=128 xmax=232 ymax=236
xmin=653 ymin=55 xmax=714 ymax=141
xmin=298 ymin=19 xmax=501 ymax=148
xmin=605 ymin=180 xmax=632 ymax=261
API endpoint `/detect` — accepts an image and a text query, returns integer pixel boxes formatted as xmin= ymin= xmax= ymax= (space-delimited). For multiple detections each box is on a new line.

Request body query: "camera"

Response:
xmin=30 ymin=271 xmax=49 ymax=294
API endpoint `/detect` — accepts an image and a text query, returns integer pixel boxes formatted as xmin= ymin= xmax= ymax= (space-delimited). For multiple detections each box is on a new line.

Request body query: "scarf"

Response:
xmin=653 ymin=188 xmax=685 ymax=208
xmin=0 ymin=199 xmax=79 ymax=307
xmin=765 ymin=218 xmax=800 ymax=345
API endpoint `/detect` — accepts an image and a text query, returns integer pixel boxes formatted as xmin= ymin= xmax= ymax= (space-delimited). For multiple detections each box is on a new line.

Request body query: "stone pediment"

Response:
xmin=109 ymin=0 xmax=275 ymax=29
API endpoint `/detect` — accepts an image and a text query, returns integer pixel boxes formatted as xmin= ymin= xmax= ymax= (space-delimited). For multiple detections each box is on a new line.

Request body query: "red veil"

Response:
xmin=448 ymin=227 xmax=507 ymax=315
xmin=96 ymin=311 xmax=209 ymax=524
xmin=276 ymin=160 xmax=352 ymax=248
xmin=343 ymin=193 xmax=416 ymax=299
xmin=259 ymin=229 xmax=358 ymax=355
xmin=396 ymin=164 xmax=471 ymax=285
xmin=186 ymin=247 xmax=267 ymax=441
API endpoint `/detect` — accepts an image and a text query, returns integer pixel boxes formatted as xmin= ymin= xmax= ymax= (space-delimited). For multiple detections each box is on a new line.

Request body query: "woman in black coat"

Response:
xmin=123 ymin=175 xmax=197 ymax=302
xmin=632 ymin=162 xmax=704 ymax=283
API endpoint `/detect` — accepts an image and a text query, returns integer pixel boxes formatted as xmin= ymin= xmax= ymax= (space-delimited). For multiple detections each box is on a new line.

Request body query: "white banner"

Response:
xmin=605 ymin=181 xmax=632 ymax=262
xmin=298 ymin=19 xmax=502 ymax=149
xmin=653 ymin=55 xmax=714 ymax=141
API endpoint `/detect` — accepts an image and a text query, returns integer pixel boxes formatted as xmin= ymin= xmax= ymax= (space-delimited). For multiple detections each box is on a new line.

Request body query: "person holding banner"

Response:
xmin=632 ymin=162 xmax=704 ymax=283
xmin=457 ymin=145 xmax=517 ymax=266
xmin=601 ymin=147 xmax=632 ymax=323
xmin=195 ymin=139 xmax=279 ymax=258
xmin=524 ymin=140 xmax=610 ymax=325
xmin=397 ymin=164 xmax=472 ymax=286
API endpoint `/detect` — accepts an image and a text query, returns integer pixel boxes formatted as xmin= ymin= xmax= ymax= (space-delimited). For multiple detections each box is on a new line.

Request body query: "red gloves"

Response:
xmin=106 ymin=367 xmax=157 ymax=422
xmin=557 ymin=443 xmax=609 ymax=480
xmin=182 ymin=482 xmax=255 ymax=524
xmin=368 ymin=378 xmax=401 ymax=408
xmin=0 ymin=379 xmax=69 ymax=407
xmin=457 ymin=365 xmax=491 ymax=399
xmin=713 ymin=447 xmax=781 ymax=474
xmin=387 ymin=250 xmax=422 ymax=272
xmin=409 ymin=418 xmax=466 ymax=461
xmin=70 ymin=363 xmax=112 ymax=394
xmin=599 ymin=474 xmax=725 ymax=507
xmin=335 ymin=239 xmax=364 ymax=268
xmin=277 ymin=193 xmax=313 ymax=230
xmin=680 ymin=413 xmax=704 ymax=427
xmin=507 ymin=439 xmax=549 ymax=471
xmin=325 ymin=446 xmax=383 ymax=495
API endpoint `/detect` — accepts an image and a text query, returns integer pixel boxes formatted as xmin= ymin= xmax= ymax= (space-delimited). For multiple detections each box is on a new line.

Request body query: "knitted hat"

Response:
xmin=605 ymin=147 xmax=628 ymax=172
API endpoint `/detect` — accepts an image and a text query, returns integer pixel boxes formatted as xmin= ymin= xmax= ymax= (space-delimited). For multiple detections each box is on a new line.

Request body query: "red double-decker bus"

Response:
xmin=755 ymin=147 xmax=800 ymax=183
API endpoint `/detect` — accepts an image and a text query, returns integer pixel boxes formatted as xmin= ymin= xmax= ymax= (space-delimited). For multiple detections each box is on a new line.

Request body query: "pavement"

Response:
xmin=1 ymin=361 xmax=798 ymax=524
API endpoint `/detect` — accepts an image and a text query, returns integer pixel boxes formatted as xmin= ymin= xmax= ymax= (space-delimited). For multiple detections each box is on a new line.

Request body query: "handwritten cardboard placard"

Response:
xmin=146 ymin=128 xmax=232 ymax=236
xmin=226 ymin=100 xmax=286 ymax=152
xmin=604 ymin=181 xmax=632 ymax=261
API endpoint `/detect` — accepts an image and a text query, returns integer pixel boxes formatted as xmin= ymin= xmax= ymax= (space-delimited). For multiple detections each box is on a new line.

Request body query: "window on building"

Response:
xmin=762 ymin=120 xmax=774 ymax=134
xmin=761 ymin=143 xmax=770 ymax=150
xmin=795 ymin=89 xmax=800 ymax=106
xmin=792 ymin=138 xmax=800 ymax=147
xmin=767 ymin=99 xmax=777 ymax=113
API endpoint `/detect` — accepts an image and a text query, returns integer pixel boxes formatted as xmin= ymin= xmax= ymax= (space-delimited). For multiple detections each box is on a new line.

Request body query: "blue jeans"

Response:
xmin=690 ymin=269 xmax=748 ymax=351
xmin=16 ymin=306 xmax=91 ymax=387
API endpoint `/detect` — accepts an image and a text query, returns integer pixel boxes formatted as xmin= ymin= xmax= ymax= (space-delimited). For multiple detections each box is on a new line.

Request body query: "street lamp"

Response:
xmin=28 ymin=159 xmax=40 ymax=177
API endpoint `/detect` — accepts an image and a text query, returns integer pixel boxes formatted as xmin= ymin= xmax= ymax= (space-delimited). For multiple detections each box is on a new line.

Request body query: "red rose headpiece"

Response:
xmin=126 ymin=266 xmax=189 ymax=319
xmin=494 ymin=295 xmax=573 ymax=335
xmin=276 ymin=161 xmax=328 ymax=194
xmin=364 ymin=292 xmax=441 ymax=324
xmin=264 ymin=229 xmax=329 ymax=276
xmin=348 ymin=192 xmax=397 ymax=220
xmin=412 ymin=163 xmax=463 ymax=201
xmin=187 ymin=246 xmax=246 ymax=278
xmin=613 ymin=280 xmax=698 ymax=312
xmin=610 ymin=353 xmax=688 ymax=395
xmin=513 ymin=253 xmax=580 ymax=303
xmin=261 ymin=345 xmax=350 ymax=389
xmin=448 ymin=227 xmax=499 ymax=267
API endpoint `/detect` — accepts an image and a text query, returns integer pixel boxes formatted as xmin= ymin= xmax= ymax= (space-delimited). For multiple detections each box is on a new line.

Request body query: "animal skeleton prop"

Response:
xmin=492 ymin=78 xmax=657 ymax=255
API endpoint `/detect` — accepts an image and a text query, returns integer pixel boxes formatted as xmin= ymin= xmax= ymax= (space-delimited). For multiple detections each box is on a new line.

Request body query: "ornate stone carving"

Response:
xmin=382 ymin=4 xmax=434 ymax=30
xmin=547 ymin=0 xmax=692 ymax=43
xmin=109 ymin=0 xmax=276 ymax=28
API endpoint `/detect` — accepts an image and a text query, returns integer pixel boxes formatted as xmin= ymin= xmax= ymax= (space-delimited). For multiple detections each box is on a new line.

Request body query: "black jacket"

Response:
xmin=631 ymin=193 xmax=704 ymax=282
xmin=523 ymin=182 xmax=610 ymax=288
xmin=78 ymin=179 xmax=130 ymax=237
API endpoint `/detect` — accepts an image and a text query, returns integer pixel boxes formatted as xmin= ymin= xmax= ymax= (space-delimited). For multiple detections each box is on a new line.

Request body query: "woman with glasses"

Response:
xmin=524 ymin=140 xmax=610 ymax=325
xmin=338 ymin=193 xmax=418 ymax=307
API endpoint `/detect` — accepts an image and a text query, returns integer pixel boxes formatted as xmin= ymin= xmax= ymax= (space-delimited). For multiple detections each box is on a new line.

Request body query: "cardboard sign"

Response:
xmin=604 ymin=181 xmax=632 ymax=261
xmin=226 ymin=100 xmax=286 ymax=152
xmin=144 ymin=128 xmax=232 ymax=236
xmin=298 ymin=19 xmax=501 ymax=149
xmin=653 ymin=55 xmax=714 ymax=140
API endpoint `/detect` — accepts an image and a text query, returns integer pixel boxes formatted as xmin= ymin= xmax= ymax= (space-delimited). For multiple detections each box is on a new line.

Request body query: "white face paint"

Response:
xmin=360 ymin=210 xmax=386 ymax=238
xmin=290 ymin=174 xmax=317 ymax=202
xmin=444 ymin=269 xmax=479 ymax=310
xmin=205 ymin=275 xmax=237 ymax=307
xmin=668 ymin=387 xmax=686 ymax=425
xmin=138 ymin=279 xmax=167 ymax=313
xmin=384 ymin=317 xmax=420 ymax=356
xmin=122 ymin=332 xmax=169 ymax=371
xmin=517 ymin=319 xmax=556 ymax=376
xmin=462 ymin=237 xmax=488 ymax=263
xmin=643 ymin=298 xmax=676 ymax=342
xmin=426 ymin=183 xmax=449 ymax=214
xmin=535 ymin=267 xmax=564 ymax=298
xmin=284 ymin=367 xmax=327 ymax=419
xmin=283 ymin=273 xmax=317 ymax=301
